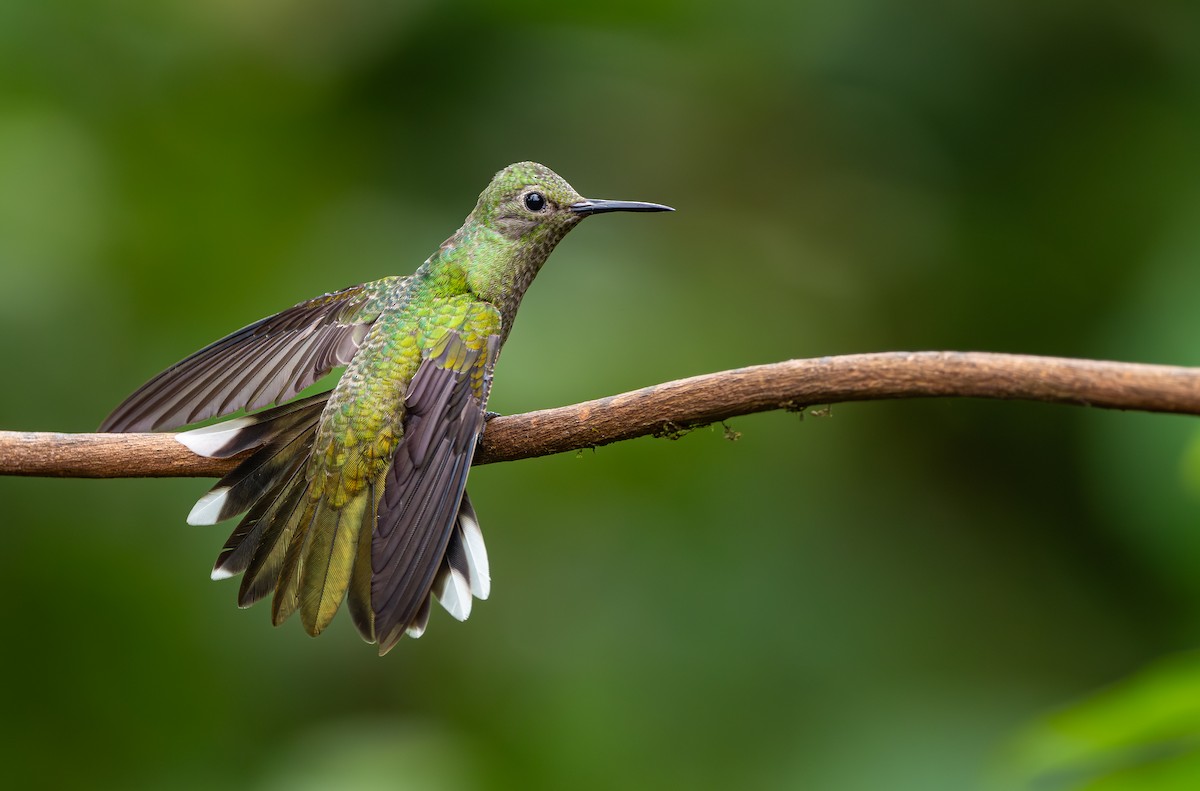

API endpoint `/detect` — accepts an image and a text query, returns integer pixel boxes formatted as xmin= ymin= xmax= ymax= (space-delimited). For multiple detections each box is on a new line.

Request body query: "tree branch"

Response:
xmin=2 ymin=351 xmax=1198 ymax=479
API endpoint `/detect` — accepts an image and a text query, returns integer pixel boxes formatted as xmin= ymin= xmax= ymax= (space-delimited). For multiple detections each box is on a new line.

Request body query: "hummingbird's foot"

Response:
xmin=476 ymin=412 xmax=502 ymax=453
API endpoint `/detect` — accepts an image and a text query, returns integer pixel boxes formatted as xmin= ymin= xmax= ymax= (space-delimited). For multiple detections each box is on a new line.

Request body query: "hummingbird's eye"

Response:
xmin=524 ymin=192 xmax=546 ymax=212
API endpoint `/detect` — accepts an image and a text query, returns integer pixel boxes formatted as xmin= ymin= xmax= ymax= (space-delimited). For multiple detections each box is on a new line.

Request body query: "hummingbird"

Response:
xmin=100 ymin=162 xmax=672 ymax=654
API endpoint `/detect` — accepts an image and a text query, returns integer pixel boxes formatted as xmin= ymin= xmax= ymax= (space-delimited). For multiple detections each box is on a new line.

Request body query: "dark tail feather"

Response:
xmin=213 ymin=452 xmax=310 ymax=584
xmin=177 ymin=392 xmax=329 ymax=460
xmin=188 ymin=426 xmax=318 ymax=528
xmin=174 ymin=395 xmax=327 ymax=594
xmin=182 ymin=394 xmax=327 ymax=526
xmin=234 ymin=473 xmax=310 ymax=606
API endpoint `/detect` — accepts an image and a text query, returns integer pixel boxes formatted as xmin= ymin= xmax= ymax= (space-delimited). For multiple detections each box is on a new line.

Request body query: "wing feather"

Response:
xmin=100 ymin=279 xmax=403 ymax=432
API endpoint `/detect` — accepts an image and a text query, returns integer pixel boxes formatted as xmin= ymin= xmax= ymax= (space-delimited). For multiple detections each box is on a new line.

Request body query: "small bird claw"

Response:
xmin=476 ymin=412 xmax=502 ymax=453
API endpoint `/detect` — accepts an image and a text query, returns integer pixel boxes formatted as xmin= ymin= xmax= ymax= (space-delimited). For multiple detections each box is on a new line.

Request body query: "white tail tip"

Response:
xmin=187 ymin=487 xmax=231 ymax=525
xmin=176 ymin=417 xmax=256 ymax=458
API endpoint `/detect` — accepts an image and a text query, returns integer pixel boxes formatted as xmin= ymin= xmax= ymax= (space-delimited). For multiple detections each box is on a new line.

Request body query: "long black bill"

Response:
xmin=570 ymin=199 xmax=674 ymax=216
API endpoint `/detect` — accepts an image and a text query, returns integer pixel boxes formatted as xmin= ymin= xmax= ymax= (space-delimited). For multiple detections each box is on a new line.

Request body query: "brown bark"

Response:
xmin=2 ymin=352 xmax=1198 ymax=479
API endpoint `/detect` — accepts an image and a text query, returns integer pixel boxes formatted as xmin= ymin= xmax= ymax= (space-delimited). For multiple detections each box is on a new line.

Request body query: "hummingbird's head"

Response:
xmin=459 ymin=161 xmax=671 ymax=329
xmin=472 ymin=161 xmax=587 ymax=245
xmin=471 ymin=161 xmax=673 ymax=249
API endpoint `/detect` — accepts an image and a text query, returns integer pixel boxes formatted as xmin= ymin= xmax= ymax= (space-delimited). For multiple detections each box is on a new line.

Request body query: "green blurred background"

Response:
xmin=3 ymin=1 xmax=1200 ymax=789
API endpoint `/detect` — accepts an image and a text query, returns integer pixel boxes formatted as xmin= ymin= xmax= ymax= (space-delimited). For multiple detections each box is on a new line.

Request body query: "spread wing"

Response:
xmin=100 ymin=278 xmax=405 ymax=432
xmin=368 ymin=325 xmax=500 ymax=654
